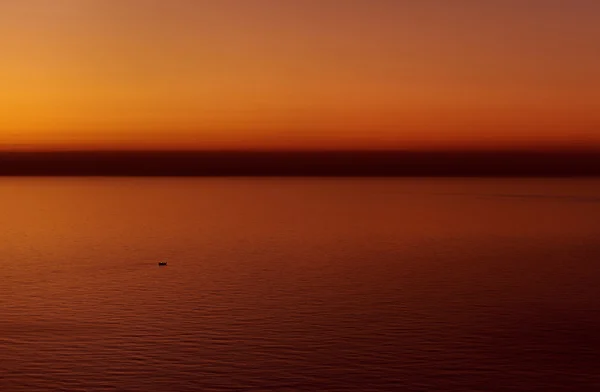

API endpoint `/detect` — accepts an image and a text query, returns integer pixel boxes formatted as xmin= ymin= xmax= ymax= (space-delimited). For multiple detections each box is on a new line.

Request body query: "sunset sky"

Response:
xmin=1 ymin=0 xmax=599 ymax=151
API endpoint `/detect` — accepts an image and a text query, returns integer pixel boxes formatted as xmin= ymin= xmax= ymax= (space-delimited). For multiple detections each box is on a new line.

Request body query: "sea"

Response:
xmin=2 ymin=177 xmax=600 ymax=391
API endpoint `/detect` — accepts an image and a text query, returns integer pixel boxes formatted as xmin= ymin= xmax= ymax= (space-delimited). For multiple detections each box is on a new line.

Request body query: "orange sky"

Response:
xmin=1 ymin=0 xmax=599 ymax=151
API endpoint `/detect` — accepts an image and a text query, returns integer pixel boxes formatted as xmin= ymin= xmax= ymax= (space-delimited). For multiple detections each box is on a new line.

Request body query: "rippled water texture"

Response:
xmin=2 ymin=178 xmax=600 ymax=391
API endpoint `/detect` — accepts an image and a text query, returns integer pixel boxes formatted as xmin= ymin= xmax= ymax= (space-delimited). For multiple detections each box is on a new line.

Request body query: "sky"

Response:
xmin=1 ymin=0 xmax=599 ymax=151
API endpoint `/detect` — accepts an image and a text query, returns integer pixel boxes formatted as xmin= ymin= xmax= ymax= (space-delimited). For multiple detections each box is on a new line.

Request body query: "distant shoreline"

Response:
xmin=1 ymin=150 xmax=599 ymax=177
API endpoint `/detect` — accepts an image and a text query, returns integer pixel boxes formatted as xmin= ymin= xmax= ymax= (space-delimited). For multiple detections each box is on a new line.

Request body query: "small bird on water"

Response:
xmin=158 ymin=261 xmax=168 ymax=266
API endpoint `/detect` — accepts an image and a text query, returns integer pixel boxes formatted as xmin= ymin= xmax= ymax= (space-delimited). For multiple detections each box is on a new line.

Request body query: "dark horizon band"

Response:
xmin=1 ymin=149 xmax=599 ymax=176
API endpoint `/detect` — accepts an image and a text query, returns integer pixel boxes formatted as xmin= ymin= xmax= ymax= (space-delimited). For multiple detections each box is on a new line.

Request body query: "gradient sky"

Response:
xmin=1 ymin=0 xmax=599 ymax=151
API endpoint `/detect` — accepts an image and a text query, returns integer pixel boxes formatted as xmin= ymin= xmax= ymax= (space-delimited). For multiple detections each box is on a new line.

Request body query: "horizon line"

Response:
xmin=2 ymin=147 xmax=600 ymax=154
xmin=2 ymin=149 xmax=599 ymax=177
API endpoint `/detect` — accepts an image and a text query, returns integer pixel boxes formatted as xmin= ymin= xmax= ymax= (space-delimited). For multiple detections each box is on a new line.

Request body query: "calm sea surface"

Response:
xmin=2 ymin=177 xmax=600 ymax=391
